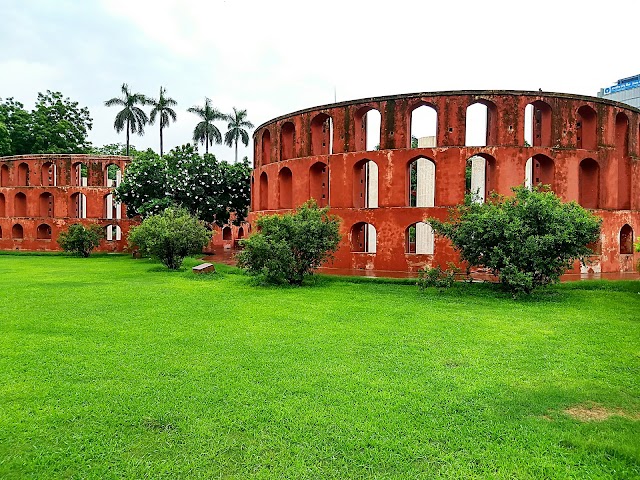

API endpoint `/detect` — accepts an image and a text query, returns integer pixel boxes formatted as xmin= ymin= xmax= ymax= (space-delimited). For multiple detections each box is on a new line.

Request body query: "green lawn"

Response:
xmin=0 ymin=254 xmax=639 ymax=479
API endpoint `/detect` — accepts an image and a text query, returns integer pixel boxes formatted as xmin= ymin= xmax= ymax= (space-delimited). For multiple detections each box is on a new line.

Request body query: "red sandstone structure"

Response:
xmin=0 ymin=154 xmax=133 ymax=252
xmin=250 ymin=90 xmax=639 ymax=274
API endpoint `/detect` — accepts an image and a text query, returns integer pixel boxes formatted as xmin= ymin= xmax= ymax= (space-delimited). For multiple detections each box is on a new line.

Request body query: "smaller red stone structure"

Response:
xmin=0 ymin=154 xmax=134 ymax=252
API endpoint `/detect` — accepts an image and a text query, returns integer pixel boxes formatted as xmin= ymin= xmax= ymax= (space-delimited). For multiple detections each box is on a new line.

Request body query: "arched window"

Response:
xmin=310 ymin=113 xmax=333 ymax=155
xmin=14 ymin=192 xmax=27 ymax=216
xmin=105 ymin=164 xmax=122 ymax=187
xmin=262 ymin=129 xmax=271 ymax=164
xmin=222 ymin=226 xmax=232 ymax=241
xmin=466 ymin=100 xmax=498 ymax=146
xmin=39 ymin=192 xmax=54 ymax=217
xmin=12 ymin=224 xmax=23 ymax=239
xmin=0 ymin=164 xmax=8 ymax=186
xmin=525 ymin=154 xmax=555 ymax=191
xmin=259 ymin=172 xmax=268 ymax=210
xmin=0 ymin=193 xmax=5 ymax=216
xmin=351 ymin=222 xmax=376 ymax=253
xmin=72 ymin=162 xmax=89 ymax=186
xmin=405 ymin=222 xmax=434 ymax=254
xmin=465 ymin=154 xmax=496 ymax=203
xmin=410 ymin=103 xmax=437 ymax=148
xmin=280 ymin=121 xmax=295 ymax=160
xmin=41 ymin=161 xmax=57 ymax=186
xmin=70 ymin=192 xmax=87 ymax=218
xmin=354 ymin=106 xmax=381 ymax=151
xmin=278 ymin=167 xmax=293 ymax=209
xmin=353 ymin=159 xmax=378 ymax=208
xmin=104 ymin=193 xmax=121 ymax=220
xmin=309 ymin=161 xmax=329 ymax=207
xmin=524 ymin=101 xmax=552 ymax=147
xmin=620 ymin=224 xmax=634 ymax=254
xmin=17 ymin=162 xmax=29 ymax=186
xmin=106 ymin=224 xmax=121 ymax=241
xmin=0 ymin=226 xmax=2 ymax=238
xmin=616 ymin=113 xmax=631 ymax=209
xmin=579 ymin=158 xmax=600 ymax=209
xmin=407 ymin=157 xmax=435 ymax=207
xmin=37 ymin=224 xmax=52 ymax=240
xmin=237 ymin=226 xmax=245 ymax=239
xmin=577 ymin=106 xmax=597 ymax=150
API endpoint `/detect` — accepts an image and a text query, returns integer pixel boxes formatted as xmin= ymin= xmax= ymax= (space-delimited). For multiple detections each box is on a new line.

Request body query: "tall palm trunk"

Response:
xmin=126 ymin=118 xmax=130 ymax=156
xmin=159 ymin=124 xmax=164 ymax=157
xmin=234 ymin=139 xmax=238 ymax=163
xmin=205 ymin=133 xmax=209 ymax=154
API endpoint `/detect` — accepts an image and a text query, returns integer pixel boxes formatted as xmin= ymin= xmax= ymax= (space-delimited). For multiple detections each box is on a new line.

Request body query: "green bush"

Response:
xmin=236 ymin=200 xmax=341 ymax=285
xmin=57 ymin=223 xmax=103 ymax=257
xmin=128 ymin=207 xmax=212 ymax=270
xmin=416 ymin=265 xmax=458 ymax=291
xmin=429 ymin=186 xmax=602 ymax=295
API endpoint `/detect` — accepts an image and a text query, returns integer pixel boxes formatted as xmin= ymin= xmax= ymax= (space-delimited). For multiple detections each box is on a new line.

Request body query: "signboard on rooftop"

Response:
xmin=603 ymin=78 xmax=640 ymax=95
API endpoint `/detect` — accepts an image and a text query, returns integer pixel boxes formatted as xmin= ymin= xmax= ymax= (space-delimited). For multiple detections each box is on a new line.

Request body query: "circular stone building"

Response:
xmin=0 ymin=154 xmax=133 ymax=252
xmin=249 ymin=90 xmax=639 ymax=274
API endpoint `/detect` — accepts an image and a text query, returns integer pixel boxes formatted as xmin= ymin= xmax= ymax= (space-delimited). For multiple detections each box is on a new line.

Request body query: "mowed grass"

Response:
xmin=0 ymin=254 xmax=639 ymax=479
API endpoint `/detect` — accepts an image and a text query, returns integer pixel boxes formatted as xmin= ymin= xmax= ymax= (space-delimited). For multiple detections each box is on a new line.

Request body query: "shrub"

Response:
xmin=417 ymin=264 xmax=459 ymax=291
xmin=236 ymin=200 xmax=341 ymax=285
xmin=428 ymin=186 xmax=602 ymax=295
xmin=127 ymin=207 xmax=212 ymax=270
xmin=57 ymin=223 xmax=103 ymax=257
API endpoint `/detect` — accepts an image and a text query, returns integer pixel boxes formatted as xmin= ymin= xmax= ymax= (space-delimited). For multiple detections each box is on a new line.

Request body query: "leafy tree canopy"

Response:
xmin=57 ymin=223 xmax=103 ymax=257
xmin=428 ymin=186 xmax=602 ymax=295
xmin=114 ymin=144 xmax=250 ymax=226
xmin=128 ymin=206 xmax=212 ymax=270
xmin=237 ymin=200 xmax=342 ymax=285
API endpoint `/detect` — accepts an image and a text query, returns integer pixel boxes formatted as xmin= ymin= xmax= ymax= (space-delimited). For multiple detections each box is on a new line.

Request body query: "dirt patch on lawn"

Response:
xmin=564 ymin=403 xmax=639 ymax=422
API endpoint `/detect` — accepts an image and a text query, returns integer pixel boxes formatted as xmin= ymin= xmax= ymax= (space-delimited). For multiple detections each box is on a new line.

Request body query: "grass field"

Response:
xmin=0 ymin=253 xmax=639 ymax=479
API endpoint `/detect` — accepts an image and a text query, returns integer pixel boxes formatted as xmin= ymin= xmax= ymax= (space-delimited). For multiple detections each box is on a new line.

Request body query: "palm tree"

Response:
xmin=104 ymin=83 xmax=149 ymax=156
xmin=148 ymin=86 xmax=178 ymax=157
xmin=187 ymin=98 xmax=224 ymax=154
xmin=223 ymin=107 xmax=254 ymax=163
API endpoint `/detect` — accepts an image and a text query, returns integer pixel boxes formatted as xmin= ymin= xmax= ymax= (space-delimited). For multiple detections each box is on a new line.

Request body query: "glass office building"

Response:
xmin=598 ymin=74 xmax=640 ymax=108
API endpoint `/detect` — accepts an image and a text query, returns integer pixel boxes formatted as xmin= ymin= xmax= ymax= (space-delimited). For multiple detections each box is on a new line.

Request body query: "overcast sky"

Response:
xmin=1 ymin=0 xmax=637 ymax=163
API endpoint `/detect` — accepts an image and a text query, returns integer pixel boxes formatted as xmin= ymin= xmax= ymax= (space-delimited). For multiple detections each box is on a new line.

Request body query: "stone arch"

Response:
xmin=579 ymin=158 xmax=600 ymax=209
xmin=0 ymin=225 xmax=2 ymax=238
xmin=310 ymin=113 xmax=333 ymax=155
xmin=259 ymin=172 xmax=268 ymax=210
xmin=0 ymin=193 xmax=5 ymax=216
xmin=577 ymin=105 xmax=597 ymax=150
xmin=105 ymin=163 xmax=122 ymax=187
xmin=354 ymin=106 xmax=381 ymax=152
xmin=405 ymin=222 xmax=434 ymax=254
xmin=524 ymin=100 xmax=552 ymax=147
xmin=222 ymin=226 xmax=232 ymax=241
xmin=104 ymin=193 xmax=121 ymax=220
xmin=278 ymin=167 xmax=293 ymax=209
xmin=280 ymin=121 xmax=295 ymax=161
xmin=350 ymin=222 xmax=376 ymax=253
xmin=41 ymin=161 xmax=57 ymax=186
xmin=409 ymin=102 xmax=437 ymax=148
xmin=620 ymin=224 xmax=634 ymax=254
xmin=37 ymin=223 xmax=52 ymax=240
xmin=309 ymin=161 xmax=329 ymax=207
xmin=237 ymin=226 xmax=245 ymax=239
xmin=616 ymin=113 xmax=631 ymax=209
xmin=465 ymin=99 xmax=498 ymax=146
xmin=262 ymin=129 xmax=271 ymax=164
xmin=72 ymin=162 xmax=89 ymax=186
xmin=353 ymin=159 xmax=378 ymax=208
xmin=14 ymin=192 xmax=27 ymax=216
xmin=69 ymin=192 xmax=87 ymax=218
xmin=17 ymin=162 xmax=29 ymax=186
xmin=39 ymin=192 xmax=54 ymax=217
xmin=12 ymin=224 xmax=23 ymax=239
xmin=0 ymin=164 xmax=8 ymax=186
xmin=525 ymin=154 xmax=555 ymax=191
xmin=465 ymin=154 xmax=496 ymax=202
xmin=106 ymin=224 xmax=121 ymax=241
xmin=407 ymin=156 xmax=435 ymax=207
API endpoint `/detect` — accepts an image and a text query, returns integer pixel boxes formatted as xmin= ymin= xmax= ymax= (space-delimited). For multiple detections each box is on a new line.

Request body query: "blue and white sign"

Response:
xmin=604 ymin=78 xmax=640 ymax=95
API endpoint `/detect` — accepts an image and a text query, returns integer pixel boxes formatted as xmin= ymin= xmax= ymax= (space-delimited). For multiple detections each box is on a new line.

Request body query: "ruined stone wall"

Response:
xmin=0 ymin=154 xmax=134 ymax=252
xmin=250 ymin=90 xmax=640 ymax=274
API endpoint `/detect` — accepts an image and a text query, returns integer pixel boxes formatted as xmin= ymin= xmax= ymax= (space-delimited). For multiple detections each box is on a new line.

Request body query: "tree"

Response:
xmin=148 ymin=86 xmax=177 ymax=157
xmin=237 ymin=200 xmax=342 ymax=285
xmin=30 ymin=91 xmax=93 ymax=153
xmin=104 ymin=83 xmax=149 ymax=156
xmin=128 ymin=207 xmax=212 ymax=270
xmin=428 ymin=186 xmax=602 ymax=295
xmin=0 ymin=122 xmax=11 ymax=156
xmin=187 ymin=98 xmax=223 ymax=154
xmin=57 ymin=223 xmax=103 ymax=257
xmin=223 ymin=107 xmax=254 ymax=163
xmin=113 ymin=144 xmax=250 ymax=225
xmin=0 ymin=98 xmax=31 ymax=155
